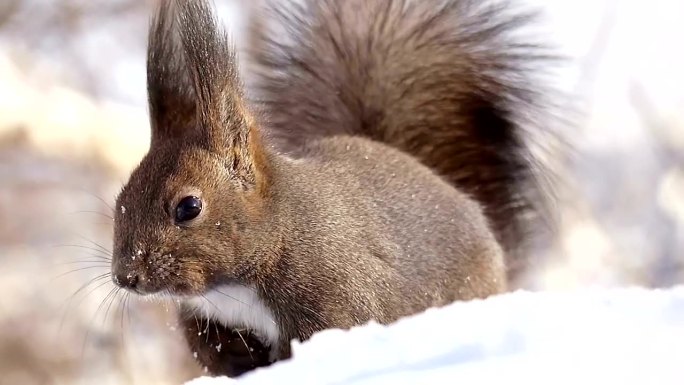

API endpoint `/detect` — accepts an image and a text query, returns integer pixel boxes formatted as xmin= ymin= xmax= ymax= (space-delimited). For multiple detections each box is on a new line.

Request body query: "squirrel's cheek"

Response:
xmin=174 ymin=266 xmax=211 ymax=295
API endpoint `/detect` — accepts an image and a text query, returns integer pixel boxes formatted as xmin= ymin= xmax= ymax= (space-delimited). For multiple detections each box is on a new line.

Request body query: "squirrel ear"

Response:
xmin=176 ymin=0 xmax=269 ymax=191
xmin=147 ymin=1 xmax=197 ymax=147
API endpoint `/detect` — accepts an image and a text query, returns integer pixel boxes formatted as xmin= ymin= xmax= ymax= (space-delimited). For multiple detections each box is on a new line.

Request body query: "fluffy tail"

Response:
xmin=247 ymin=0 xmax=555 ymax=282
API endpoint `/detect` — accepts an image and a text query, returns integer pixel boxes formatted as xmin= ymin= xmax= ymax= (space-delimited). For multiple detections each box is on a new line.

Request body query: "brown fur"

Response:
xmin=248 ymin=0 xmax=554 ymax=278
xmin=111 ymin=0 xmax=553 ymax=378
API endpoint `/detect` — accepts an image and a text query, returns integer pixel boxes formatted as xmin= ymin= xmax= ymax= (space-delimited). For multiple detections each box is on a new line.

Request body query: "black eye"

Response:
xmin=175 ymin=196 xmax=202 ymax=222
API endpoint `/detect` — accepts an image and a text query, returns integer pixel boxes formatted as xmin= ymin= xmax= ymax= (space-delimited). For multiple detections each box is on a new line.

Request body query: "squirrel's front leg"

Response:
xmin=179 ymin=310 xmax=272 ymax=377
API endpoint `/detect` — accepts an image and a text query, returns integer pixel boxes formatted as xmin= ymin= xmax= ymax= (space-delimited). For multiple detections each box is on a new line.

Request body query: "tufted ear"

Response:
xmin=147 ymin=1 xmax=197 ymax=147
xmin=148 ymin=1 xmax=270 ymax=191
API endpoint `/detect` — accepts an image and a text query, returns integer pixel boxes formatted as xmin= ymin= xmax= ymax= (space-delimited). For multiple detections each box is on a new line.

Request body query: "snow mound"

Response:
xmin=186 ymin=287 xmax=684 ymax=385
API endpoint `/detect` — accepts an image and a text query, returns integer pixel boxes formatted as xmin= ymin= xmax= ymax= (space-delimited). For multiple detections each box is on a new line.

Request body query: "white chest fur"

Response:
xmin=184 ymin=284 xmax=280 ymax=349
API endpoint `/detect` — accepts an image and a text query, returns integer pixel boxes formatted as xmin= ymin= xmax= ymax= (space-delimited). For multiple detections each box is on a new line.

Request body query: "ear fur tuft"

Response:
xmin=147 ymin=0 xmax=268 ymax=190
xmin=147 ymin=0 xmax=196 ymax=146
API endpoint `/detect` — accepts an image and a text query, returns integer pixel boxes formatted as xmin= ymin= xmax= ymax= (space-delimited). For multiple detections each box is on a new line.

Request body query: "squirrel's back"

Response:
xmin=248 ymin=0 xmax=553 ymax=282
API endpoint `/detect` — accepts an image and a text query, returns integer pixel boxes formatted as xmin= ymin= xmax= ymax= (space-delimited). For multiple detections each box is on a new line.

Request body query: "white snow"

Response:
xmin=186 ymin=377 xmax=236 ymax=385
xmin=185 ymin=286 xmax=684 ymax=385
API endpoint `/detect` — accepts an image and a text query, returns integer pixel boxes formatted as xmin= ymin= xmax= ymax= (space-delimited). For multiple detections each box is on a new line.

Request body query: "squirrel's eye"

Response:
xmin=175 ymin=196 xmax=202 ymax=222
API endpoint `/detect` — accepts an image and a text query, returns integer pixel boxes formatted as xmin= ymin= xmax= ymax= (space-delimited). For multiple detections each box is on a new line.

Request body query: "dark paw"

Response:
xmin=184 ymin=318 xmax=274 ymax=377
xmin=211 ymin=327 xmax=273 ymax=377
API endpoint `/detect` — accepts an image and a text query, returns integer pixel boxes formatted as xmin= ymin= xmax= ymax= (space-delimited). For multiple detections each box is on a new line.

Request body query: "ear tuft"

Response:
xmin=175 ymin=0 xmax=242 ymax=131
xmin=148 ymin=0 xmax=269 ymax=191
xmin=147 ymin=0 xmax=196 ymax=146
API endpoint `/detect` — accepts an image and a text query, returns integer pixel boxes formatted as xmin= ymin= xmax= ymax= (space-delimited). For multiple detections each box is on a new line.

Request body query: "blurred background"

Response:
xmin=0 ymin=0 xmax=682 ymax=384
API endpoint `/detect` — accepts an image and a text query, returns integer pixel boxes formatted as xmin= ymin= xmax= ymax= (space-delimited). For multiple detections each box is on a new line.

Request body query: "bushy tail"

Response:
xmin=247 ymin=0 xmax=556 ymax=281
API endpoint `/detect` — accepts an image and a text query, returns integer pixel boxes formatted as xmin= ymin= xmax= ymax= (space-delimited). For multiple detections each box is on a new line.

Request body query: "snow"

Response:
xmin=185 ymin=286 xmax=684 ymax=385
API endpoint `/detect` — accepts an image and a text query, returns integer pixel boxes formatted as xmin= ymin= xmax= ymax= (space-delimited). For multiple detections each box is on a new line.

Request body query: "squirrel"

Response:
xmin=110 ymin=0 xmax=554 ymax=378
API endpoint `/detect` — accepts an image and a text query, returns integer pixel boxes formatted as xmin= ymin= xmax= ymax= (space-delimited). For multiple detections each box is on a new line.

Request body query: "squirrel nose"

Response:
xmin=113 ymin=271 xmax=139 ymax=290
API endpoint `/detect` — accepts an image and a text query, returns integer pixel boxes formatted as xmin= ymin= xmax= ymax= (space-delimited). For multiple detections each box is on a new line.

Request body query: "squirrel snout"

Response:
xmin=112 ymin=259 xmax=144 ymax=292
xmin=112 ymin=271 xmax=140 ymax=291
xmin=111 ymin=250 xmax=173 ymax=294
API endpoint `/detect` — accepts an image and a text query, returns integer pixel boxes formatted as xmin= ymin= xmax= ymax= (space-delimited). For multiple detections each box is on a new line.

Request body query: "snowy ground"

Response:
xmin=186 ymin=286 xmax=684 ymax=385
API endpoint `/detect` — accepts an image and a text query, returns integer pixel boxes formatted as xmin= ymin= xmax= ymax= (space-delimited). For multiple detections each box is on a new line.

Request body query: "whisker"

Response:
xmin=170 ymin=297 xmax=182 ymax=315
xmin=258 ymin=281 xmax=279 ymax=326
xmin=113 ymin=289 xmax=126 ymax=334
xmin=53 ymin=251 xmax=111 ymax=263
xmin=81 ymin=286 xmax=118 ymax=358
xmin=58 ymin=273 xmax=111 ymax=326
xmin=111 ymin=290 xmax=128 ymax=372
xmin=235 ymin=329 xmax=254 ymax=361
xmin=52 ymin=244 xmax=112 ymax=258
xmin=119 ymin=293 xmax=127 ymax=333
xmin=200 ymin=294 xmax=222 ymax=314
xmin=215 ymin=285 xmax=278 ymax=325
xmin=161 ymin=295 xmax=170 ymax=313
xmin=204 ymin=307 xmax=210 ymax=343
xmin=74 ymin=187 xmax=116 ymax=213
xmin=75 ymin=235 xmax=114 ymax=256
xmin=69 ymin=210 xmax=114 ymax=221
xmin=58 ymin=275 xmax=112 ymax=335
xmin=54 ymin=265 xmax=111 ymax=279
xmin=118 ymin=291 xmax=131 ymax=351
xmin=85 ymin=254 xmax=112 ymax=262
xmin=114 ymin=292 xmax=130 ymax=349
xmin=199 ymin=293 xmax=225 ymax=343
xmin=61 ymin=273 xmax=110 ymax=302
xmin=77 ymin=279 xmax=114 ymax=310
xmin=125 ymin=292 xmax=133 ymax=328
xmin=102 ymin=287 xmax=122 ymax=328
xmin=214 ymin=288 xmax=250 ymax=306
xmin=53 ymin=260 xmax=112 ymax=266
xmin=194 ymin=313 xmax=201 ymax=337
xmin=47 ymin=260 xmax=111 ymax=276
xmin=214 ymin=316 xmax=221 ymax=346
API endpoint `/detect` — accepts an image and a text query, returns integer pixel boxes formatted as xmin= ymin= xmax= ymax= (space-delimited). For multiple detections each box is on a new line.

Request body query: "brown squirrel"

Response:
xmin=111 ymin=0 xmax=553 ymax=377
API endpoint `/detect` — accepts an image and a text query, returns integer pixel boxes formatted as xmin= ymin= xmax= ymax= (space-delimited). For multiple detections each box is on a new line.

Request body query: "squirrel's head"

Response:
xmin=111 ymin=1 xmax=270 ymax=296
